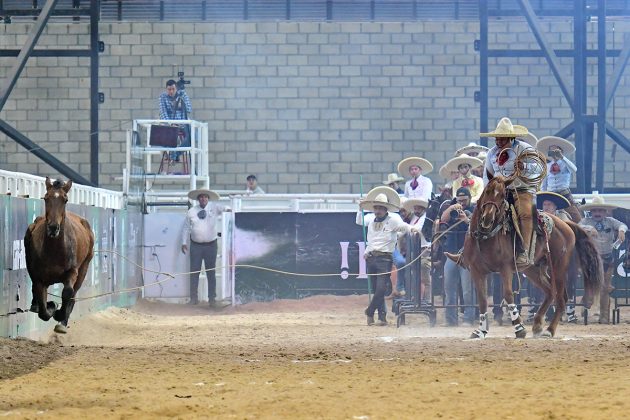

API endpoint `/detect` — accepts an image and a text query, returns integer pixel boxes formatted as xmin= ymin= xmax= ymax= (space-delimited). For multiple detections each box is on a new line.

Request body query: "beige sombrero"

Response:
xmin=537 ymin=136 xmax=576 ymax=155
xmin=454 ymin=142 xmax=489 ymax=157
xmin=480 ymin=117 xmax=528 ymax=138
xmin=536 ymin=191 xmax=571 ymax=210
xmin=518 ymin=132 xmax=538 ymax=148
xmin=360 ymin=186 xmax=401 ymax=212
xmin=439 ymin=164 xmax=451 ymax=180
xmin=402 ymin=197 xmax=429 ymax=213
xmin=581 ymin=195 xmax=618 ymax=212
xmin=397 ymin=157 xmax=433 ymax=176
xmin=476 ymin=151 xmax=487 ymax=165
xmin=382 ymin=173 xmax=405 ymax=185
xmin=445 ymin=154 xmax=483 ymax=172
xmin=187 ymin=188 xmax=220 ymax=201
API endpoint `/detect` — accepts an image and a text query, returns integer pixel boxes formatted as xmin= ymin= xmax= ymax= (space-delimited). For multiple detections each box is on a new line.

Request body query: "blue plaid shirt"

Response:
xmin=158 ymin=91 xmax=192 ymax=120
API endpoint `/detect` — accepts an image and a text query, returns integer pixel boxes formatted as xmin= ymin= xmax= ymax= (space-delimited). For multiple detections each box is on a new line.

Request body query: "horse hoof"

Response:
xmin=540 ymin=330 xmax=553 ymax=339
xmin=532 ymin=330 xmax=542 ymax=338
xmin=515 ymin=330 xmax=527 ymax=339
xmin=54 ymin=323 xmax=68 ymax=334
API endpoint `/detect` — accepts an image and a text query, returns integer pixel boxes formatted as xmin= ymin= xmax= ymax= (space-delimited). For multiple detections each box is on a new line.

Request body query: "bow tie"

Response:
xmin=550 ymin=162 xmax=561 ymax=174
xmin=461 ymin=178 xmax=474 ymax=187
xmin=410 ymin=178 xmax=418 ymax=190
xmin=497 ymin=150 xmax=509 ymax=166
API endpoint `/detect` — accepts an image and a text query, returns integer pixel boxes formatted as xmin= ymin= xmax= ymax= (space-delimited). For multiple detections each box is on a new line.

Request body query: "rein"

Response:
xmin=472 ymin=199 xmax=508 ymax=241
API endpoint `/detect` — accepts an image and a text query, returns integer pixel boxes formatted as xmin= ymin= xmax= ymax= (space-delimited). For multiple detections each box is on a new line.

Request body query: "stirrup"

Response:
xmin=515 ymin=253 xmax=532 ymax=268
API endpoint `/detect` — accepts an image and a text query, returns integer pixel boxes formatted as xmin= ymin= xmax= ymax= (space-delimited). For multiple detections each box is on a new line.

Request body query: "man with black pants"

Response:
xmin=181 ymin=188 xmax=228 ymax=307
xmin=358 ymin=186 xmax=419 ymax=326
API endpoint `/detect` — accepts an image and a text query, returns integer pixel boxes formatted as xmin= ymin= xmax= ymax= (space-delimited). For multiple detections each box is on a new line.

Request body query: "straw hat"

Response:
xmin=476 ymin=151 xmax=487 ymax=165
xmin=480 ymin=117 xmax=528 ymax=138
xmin=537 ymin=136 xmax=576 ymax=155
xmin=382 ymin=173 xmax=405 ymax=185
xmin=397 ymin=157 xmax=433 ymax=176
xmin=439 ymin=164 xmax=451 ymax=180
xmin=360 ymin=186 xmax=401 ymax=212
xmin=187 ymin=188 xmax=220 ymax=201
xmin=581 ymin=196 xmax=619 ymax=212
xmin=536 ymin=191 xmax=571 ymax=210
xmin=402 ymin=197 xmax=429 ymax=213
xmin=454 ymin=142 xmax=489 ymax=157
xmin=445 ymin=154 xmax=483 ymax=172
xmin=518 ymin=132 xmax=538 ymax=148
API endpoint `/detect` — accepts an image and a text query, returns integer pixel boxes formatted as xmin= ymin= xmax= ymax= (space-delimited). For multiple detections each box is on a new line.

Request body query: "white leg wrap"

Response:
xmin=514 ymin=323 xmax=525 ymax=334
xmin=566 ymin=305 xmax=575 ymax=316
xmin=508 ymin=304 xmax=520 ymax=322
xmin=471 ymin=312 xmax=489 ymax=339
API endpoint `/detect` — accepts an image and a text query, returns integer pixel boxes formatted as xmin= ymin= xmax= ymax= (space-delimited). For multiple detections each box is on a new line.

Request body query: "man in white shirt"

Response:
xmin=398 ymin=156 xmax=434 ymax=201
xmin=357 ymin=186 xmax=419 ymax=326
xmin=402 ymin=197 xmax=432 ymax=303
xmin=182 ymin=188 xmax=229 ymax=307
xmin=245 ymin=174 xmax=265 ymax=194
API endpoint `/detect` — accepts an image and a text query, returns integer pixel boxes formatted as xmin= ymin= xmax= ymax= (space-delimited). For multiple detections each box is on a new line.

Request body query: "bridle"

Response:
xmin=472 ymin=196 xmax=509 ymax=241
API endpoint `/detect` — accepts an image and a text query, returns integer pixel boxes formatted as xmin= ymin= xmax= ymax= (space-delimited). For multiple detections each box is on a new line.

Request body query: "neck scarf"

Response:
xmin=374 ymin=214 xmax=388 ymax=223
xmin=410 ymin=177 xmax=418 ymax=190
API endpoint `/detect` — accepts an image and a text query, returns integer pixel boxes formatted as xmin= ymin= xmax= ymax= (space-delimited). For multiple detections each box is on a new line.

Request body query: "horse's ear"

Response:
xmin=62 ymin=180 xmax=73 ymax=193
xmin=431 ymin=192 xmax=436 ymax=201
xmin=486 ymin=170 xmax=494 ymax=181
xmin=45 ymin=177 xmax=53 ymax=189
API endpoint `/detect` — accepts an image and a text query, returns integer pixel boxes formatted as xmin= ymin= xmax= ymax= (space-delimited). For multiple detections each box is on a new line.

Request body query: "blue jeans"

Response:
xmin=444 ymin=259 xmax=476 ymax=325
xmin=392 ymin=248 xmax=406 ymax=292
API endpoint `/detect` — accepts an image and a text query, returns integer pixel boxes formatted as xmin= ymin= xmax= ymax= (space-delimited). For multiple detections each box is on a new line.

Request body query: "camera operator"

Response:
xmin=158 ymin=78 xmax=192 ymax=161
xmin=439 ymin=187 xmax=475 ymax=326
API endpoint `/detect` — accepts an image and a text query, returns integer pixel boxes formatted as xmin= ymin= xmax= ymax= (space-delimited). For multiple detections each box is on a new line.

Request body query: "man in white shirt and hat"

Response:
xmin=481 ymin=117 xmax=542 ymax=267
xmin=579 ymin=196 xmax=627 ymax=324
xmin=402 ymin=197 xmax=432 ymax=303
xmin=446 ymin=154 xmax=484 ymax=204
xmin=455 ymin=142 xmax=488 ymax=158
xmin=357 ymin=186 xmax=420 ymax=326
xmin=398 ymin=157 xmax=434 ymax=201
xmin=537 ymin=136 xmax=580 ymax=222
xmin=182 ymin=188 xmax=229 ymax=307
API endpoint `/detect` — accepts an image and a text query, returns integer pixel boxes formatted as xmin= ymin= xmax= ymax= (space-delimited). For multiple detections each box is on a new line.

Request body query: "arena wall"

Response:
xmin=1 ymin=19 xmax=630 ymax=192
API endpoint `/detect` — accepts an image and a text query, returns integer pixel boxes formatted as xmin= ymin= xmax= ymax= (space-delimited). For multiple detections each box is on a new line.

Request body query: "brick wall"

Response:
xmin=1 ymin=19 xmax=630 ymax=192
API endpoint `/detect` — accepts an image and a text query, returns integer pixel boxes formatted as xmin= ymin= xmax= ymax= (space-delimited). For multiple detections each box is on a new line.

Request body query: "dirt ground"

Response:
xmin=1 ymin=295 xmax=630 ymax=419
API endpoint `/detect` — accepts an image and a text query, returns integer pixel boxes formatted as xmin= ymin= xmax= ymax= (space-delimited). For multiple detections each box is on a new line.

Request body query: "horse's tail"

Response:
xmin=567 ymin=222 xmax=603 ymax=309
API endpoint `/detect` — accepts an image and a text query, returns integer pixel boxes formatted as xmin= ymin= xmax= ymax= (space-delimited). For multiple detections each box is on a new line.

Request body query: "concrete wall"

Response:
xmin=1 ymin=19 xmax=630 ymax=192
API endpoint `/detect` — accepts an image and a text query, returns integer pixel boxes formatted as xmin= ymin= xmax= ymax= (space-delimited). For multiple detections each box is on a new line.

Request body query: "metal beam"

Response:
xmin=488 ymin=49 xmax=622 ymax=58
xmin=596 ymin=0 xmax=607 ymax=192
xmin=0 ymin=119 xmax=93 ymax=186
xmin=0 ymin=0 xmax=59 ymax=112
xmin=0 ymin=8 xmax=89 ymax=16
xmin=0 ymin=49 xmax=91 ymax=57
xmin=606 ymin=123 xmax=630 ymax=154
xmin=554 ymin=122 xmax=574 ymax=139
xmin=488 ymin=8 xmax=630 ymax=17
xmin=573 ymin=0 xmax=588 ymax=193
xmin=90 ymin=0 xmax=100 ymax=186
xmin=479 ymin=0 xmax=488 ymax=148
xmin=605 ymin=33 xmax=630 ymax=111
xmin=517 ymin=0 xmax=577 ymax=115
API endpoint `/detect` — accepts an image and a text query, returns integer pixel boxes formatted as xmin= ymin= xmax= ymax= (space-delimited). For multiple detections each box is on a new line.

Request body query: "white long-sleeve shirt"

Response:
xmin=483 ymin=139 xmax=537 ymax=193
xmin=409 ymin=214 xmax=431 ymax=247
xmin=541 ymin=157 xmax=577 ymax=192
xmin=404 ymin=176 xmax=433 ymax=201
xmin=356 ymin=211 xmax=413 ymax=255
xmin=182 ymin=203 xmax=226 ymax=245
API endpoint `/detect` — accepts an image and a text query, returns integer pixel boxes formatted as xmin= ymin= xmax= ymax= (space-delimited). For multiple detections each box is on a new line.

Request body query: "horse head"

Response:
xmin=44 ymin=177 xmax=72 ymax=238
xmin=477 ymin=175 xmax=511 ymax=232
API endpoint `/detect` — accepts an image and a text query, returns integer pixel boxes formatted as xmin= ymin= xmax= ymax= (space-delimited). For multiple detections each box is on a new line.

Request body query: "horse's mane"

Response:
xmin=51 ymin=179 xmax=64 ymax=189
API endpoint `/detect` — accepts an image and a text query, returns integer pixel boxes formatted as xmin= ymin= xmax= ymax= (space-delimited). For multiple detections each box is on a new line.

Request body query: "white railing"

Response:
xmin=0 ymin=169 xmax=124 ymax=209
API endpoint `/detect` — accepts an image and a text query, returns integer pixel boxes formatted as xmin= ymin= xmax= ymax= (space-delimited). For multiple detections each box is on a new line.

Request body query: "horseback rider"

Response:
xmin=481 ymin=117 xmax=543 ymax=267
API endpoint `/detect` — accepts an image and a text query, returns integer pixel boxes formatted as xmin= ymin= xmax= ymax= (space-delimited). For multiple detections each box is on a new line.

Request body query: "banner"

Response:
xmin=234 ymin=212 xmax=370 ymax=302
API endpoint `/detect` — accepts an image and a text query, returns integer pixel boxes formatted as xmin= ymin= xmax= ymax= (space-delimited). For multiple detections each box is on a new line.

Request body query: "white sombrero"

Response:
xmin=445 ymin=154 xmax=483 ymax=172
xmin=581 ymin=196 xmax=619 ymax=212
xmin=475 ymin=151 xmax=487 ymax=165
xmin=402 ymin=197 xmax=429 ymax=213
xmin=454 ymin=142 xmax=489 ymax=157
xmin=480 ymin=117 xmax=528 ymax=138
xmin=537 ymin=136 xmax=576 ymax=155
xmin=397 ymin=157 xmax=433 ymax=176
xmin=518 ymin=132 xmax=538 ymax=148
xmin=439 ymin=164 xmax=451 ymax=180
xmin=382 ymin=173 xmax=405 ymax=185
xmin=360 ymin=186 xmax=401 ymax=212
xmin=187 ymin=188 xmax=220 ymax=201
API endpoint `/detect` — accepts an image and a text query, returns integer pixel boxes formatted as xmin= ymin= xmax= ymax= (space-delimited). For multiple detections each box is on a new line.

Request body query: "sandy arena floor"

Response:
xmin=1 ymin=295 xmax=630 ymax=419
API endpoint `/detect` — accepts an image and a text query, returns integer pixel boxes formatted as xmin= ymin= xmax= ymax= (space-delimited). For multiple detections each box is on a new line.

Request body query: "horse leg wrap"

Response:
xmin=514 ymin=323 xmax=525 ymax=334
xmin=471 ymin=312 xmax=489 ymax=339
xmin=508 ymin=304 xmax=520 ymax=323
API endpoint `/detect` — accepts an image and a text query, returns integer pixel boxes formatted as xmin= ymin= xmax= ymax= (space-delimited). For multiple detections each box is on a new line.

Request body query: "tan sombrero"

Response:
xmin=439 ymin=164 xmax=451 ymax=180
xmin=476 ymin=151 xmax=487 ymax=165
xmin=397 ymin=157 xmax=433 ymax=176
xmin=187 ymin=188 xmax=220 ymax=201
xmin=445 ymin=154 xmax=483 ymax=172
xmin=454 ymin=142 xmax=489 ymax=157
xmin=402 ymin=197 xmax=428 ymax=213
xmin=581 ymin=195 xmax=618 ymax=212
xmin=360 ymin=186 xmax=401 ymax=212
xmin=537 ymin=136 xmax=576 ymax=155
xmin=518 ymin=132 xmax=538 ymax=148
xmin=536 ymin=191 xmax=571 ymax=210
xmin=480 ymin=117 xmax=528 ymax=138
xmin=382 ymin=173 xmax=405 ymax=185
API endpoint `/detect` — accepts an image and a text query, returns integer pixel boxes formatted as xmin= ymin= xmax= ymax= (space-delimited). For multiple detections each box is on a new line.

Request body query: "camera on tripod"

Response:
xmin=176 ymin=71 xmax=190 ymax=91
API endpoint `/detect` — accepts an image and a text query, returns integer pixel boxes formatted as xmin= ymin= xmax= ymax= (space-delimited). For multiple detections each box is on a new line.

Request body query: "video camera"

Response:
xmin=176 ymin=71 xmax=190 ymax=91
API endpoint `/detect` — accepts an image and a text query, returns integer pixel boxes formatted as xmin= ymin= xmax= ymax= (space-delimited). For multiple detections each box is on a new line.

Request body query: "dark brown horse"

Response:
xmin=24 ymin=178 xmax=94 ymax=333
xmin=446 ymin=175 xmax=601 ymax=339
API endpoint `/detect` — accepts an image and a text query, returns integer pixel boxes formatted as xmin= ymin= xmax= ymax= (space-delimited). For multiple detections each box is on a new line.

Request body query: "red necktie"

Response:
xmin=410 ymin=178 xmax=418 ymax=190
xmin=462 ymin=178 xmax=473 ymax=187
xmin=497 ymin=150 xmax=509 ymax=166
xmin=550 ymin=162 xmax=560 ymax=174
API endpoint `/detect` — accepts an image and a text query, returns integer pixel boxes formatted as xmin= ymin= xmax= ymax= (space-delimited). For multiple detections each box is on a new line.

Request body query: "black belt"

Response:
xmin=367 ymin=251 xmax=392 ymax=257
xmin=191 ymin=239 xmax=217 ymax=245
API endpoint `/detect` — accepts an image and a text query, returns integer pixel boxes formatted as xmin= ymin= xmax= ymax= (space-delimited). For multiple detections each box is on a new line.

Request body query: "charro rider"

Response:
xmin=481 ymin=117 xmax=543 ymax=267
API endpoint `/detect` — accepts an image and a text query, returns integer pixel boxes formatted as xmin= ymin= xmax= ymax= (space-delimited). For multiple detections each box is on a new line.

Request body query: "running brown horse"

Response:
xmin=446 ymin=174 xmax=602 ymax=339
xmin=24 ymin=177 xmax=94 ymax=334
